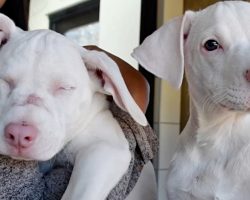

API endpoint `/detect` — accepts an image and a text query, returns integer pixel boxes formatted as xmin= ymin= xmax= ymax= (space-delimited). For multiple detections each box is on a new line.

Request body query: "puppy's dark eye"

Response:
xmin=204 ymin=40 xmax=220 ymax=51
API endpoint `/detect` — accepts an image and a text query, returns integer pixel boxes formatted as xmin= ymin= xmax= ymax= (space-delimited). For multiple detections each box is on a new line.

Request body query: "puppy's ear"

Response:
xmin=82 ymin=49 xmax=148 ymax=126
xmin=132 ymin=11 xmax=195 ymax=89
xmin=0 ymin=13 xmax=17 ymax=46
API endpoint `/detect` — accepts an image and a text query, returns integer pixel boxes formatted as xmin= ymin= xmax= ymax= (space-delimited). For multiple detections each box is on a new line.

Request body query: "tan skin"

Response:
xmin=0 ymin=0 xmax=6 ymax=8
xmin=84 ymin=45 xmax=150 ymax=113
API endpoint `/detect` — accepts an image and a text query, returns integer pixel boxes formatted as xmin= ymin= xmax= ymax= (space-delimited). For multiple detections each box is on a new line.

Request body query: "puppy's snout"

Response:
xmin=4 ymin=122 xmax=37 ymax=148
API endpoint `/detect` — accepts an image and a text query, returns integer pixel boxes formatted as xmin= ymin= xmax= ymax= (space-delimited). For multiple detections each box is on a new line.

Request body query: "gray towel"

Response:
xmin=0 ymin=102 xmax=158 ymax=200
xmin=0 ymin=155 xmax=71 ymax=200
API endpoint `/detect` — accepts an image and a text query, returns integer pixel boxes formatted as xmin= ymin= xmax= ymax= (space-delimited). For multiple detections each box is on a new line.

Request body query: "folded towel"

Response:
xmin=0 ymin=102 xmax=158 ymax=200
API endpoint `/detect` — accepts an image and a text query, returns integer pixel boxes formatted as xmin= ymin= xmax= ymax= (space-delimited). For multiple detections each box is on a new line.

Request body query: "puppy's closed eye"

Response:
xmin=57 ymin=86 xmax=76 ymax=91
xmin=52 ymin=83 xmax=76 ymax=96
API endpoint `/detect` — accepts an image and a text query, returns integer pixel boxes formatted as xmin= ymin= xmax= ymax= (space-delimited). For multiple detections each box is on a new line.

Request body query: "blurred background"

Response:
xmin=3 ymin=0 xmax=244 ymax=199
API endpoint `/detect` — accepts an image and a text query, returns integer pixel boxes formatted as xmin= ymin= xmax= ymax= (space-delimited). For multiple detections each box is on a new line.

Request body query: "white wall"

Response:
xmin=29 ymin=0 xmax=141 ymax=68
xmin=99 ymin=0 xmax=141 ymax=67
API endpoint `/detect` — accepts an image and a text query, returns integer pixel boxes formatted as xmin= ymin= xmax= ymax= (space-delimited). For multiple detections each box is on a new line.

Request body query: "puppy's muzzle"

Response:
xmin=4 ymin=94 xmax=42 ymax=152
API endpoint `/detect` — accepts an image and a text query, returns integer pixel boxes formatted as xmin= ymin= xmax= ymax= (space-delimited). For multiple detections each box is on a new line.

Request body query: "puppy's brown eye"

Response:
xmin=204 ymin=40 xmax=220 ymax=51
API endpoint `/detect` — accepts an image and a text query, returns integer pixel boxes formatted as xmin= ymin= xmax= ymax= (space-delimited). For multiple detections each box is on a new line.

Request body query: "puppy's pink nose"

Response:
xmin=245 ymin=70 xmax=250 ymax=82
xmin=4 ymin=122 xmax=37 ymax=148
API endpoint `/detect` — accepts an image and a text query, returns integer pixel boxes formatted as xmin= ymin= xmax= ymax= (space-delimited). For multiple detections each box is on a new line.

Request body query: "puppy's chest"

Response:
xmin=183 ymin=130 xmax=250 ymax=199
xmin=187 ymin=154 xmax=250 ymax=200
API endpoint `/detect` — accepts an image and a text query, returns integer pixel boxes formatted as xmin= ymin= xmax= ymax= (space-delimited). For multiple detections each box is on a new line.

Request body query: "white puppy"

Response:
xmin=132 ymin=1 xmax=250 ymax=200
xmin=0 ymin=14 xmax=149 ymax=199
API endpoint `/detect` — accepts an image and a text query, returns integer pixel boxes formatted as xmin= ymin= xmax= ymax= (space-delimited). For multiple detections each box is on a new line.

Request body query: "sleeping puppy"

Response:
xmin=132 ymin=1 xmax=250 ymax=199
xmin=0 ymin=13 xmax=148 ymax=199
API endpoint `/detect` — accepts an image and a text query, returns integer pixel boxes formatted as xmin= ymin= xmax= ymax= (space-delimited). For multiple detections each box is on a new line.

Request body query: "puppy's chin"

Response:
xmin=8 ymin=154 xmax=55 ymax=161
xmin=10 ymin=156 xmax=33 ymax=161
xmin=3 ymin=148 xmax=58 ymax=161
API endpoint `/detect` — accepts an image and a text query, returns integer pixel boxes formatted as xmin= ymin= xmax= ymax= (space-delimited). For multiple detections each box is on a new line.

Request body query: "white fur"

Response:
xmin=133 ymin=1 xmax=250 ymax=199
xmin=0 ymin=13 xmax=148 ymax=199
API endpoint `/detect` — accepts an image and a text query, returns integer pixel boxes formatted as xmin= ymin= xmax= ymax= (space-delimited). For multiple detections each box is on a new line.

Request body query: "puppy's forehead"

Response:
xmin=193 ymin=2 xmax=250 ymax=36
xmin=0 ymin=30 xmax=86 ymax=79
xmin=14 ymin=30 xmax=81 ymax=65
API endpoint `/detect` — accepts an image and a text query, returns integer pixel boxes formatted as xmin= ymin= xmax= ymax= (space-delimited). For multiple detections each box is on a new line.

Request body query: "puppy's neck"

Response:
xmin=191 ymin=100 xmax=250 ymax=156
xmin=66 ymin=92 xmax=108 ymax=136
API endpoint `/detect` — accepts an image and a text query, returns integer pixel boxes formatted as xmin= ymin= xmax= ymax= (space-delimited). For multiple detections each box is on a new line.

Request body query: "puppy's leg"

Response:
xmin=61 ymin=141 xmax=131 ymax=200
xmin=166 ymin=156 xmax=199 ymax=200
xmin=167 ymin=192 xmax=197 ymax=200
